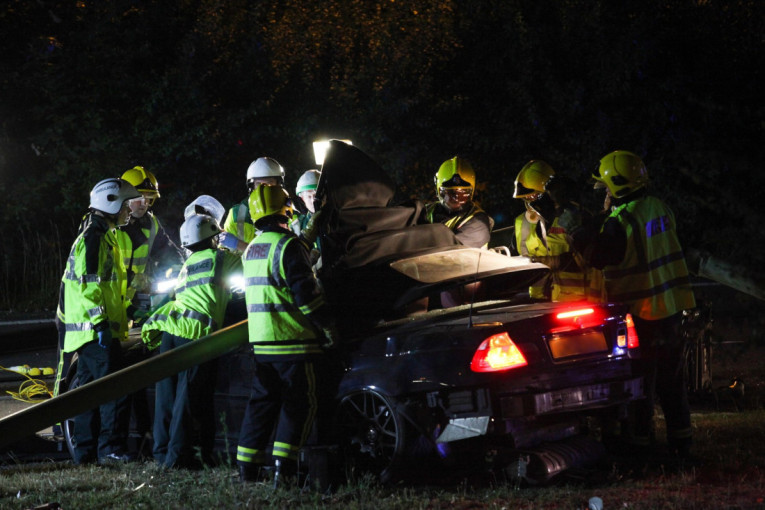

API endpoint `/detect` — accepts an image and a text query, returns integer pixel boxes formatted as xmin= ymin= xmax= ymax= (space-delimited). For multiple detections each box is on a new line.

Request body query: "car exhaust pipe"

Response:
xmin=507 ymin=434 xmax=606 ymax=484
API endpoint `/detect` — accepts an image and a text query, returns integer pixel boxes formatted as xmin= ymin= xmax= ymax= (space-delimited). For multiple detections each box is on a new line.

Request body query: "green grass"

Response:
xmin=2 ymin=410 xmax=765 ymax=509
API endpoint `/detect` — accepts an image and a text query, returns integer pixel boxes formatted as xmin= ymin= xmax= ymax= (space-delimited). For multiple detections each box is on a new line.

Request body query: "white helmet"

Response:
xmin=180 ymin=214 xmax=222 ymax=248
xmin=246 ymin=157 xmax=285 ymax=183
xmin=89 ymin=178 xmax=141 ymax=215
xmin=296 ymin=169 xmax=321 ymax=195
xmin=184 ymin=195 xmax=226 ymax=224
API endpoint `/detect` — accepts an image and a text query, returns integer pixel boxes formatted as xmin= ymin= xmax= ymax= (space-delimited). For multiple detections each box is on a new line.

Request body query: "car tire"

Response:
xmin=62 ymin=369 xmax=80 ymax=461
xmin=337 ymin=389 xmax=407 ymax=484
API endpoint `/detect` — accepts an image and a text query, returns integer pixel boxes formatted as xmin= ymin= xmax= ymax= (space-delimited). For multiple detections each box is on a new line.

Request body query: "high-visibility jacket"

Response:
xmin=514 ymin=212 xmax=588 ymax=301
xmin=425 ymin=202 xmax=492 ymax=248
xmin=60 ymin=214 xmax=129 ymax=353
xmin=243 ymin=230 xmax=325 ymax=358
xmin=223 ymin=199 xmax=257 ymax=249
xmin=602 ymin=195 xmax=696 ymax=320
xmin=141 ymin=248 xmax=242 ymax=344
xmin=115 ymin=212 xmax=184 ymax=303
xmin=115 ymin=214 xmax=159 ymax=276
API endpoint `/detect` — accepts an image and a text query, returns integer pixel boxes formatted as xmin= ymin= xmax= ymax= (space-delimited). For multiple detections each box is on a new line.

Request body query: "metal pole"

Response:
xmin=0 ymin=321 xmax=249 ymax=449
xmin=686 ymin=248 xmax=765 ymax=301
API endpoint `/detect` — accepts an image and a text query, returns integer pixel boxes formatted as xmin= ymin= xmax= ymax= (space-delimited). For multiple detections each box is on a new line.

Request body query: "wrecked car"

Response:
xmin=59 ymin=141 xmax=643 ymax=484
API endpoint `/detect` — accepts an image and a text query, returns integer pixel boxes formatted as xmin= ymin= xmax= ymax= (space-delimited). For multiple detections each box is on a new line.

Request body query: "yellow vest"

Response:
xmin=603 ymin=196 xmax=696 ymax=319
xmin=514 ymin=213 xmax=588 ymax=301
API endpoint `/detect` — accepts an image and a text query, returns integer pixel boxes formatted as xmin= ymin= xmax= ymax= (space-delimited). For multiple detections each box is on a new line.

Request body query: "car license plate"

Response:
xmin=548 ymin=330 xmax=608 ymax=359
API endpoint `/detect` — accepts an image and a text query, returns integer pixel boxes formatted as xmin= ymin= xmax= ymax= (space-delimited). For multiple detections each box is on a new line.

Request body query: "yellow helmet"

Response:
xmin=121 ymin=166 xmax=160 ymax=198
xmin=513 ymin=160 xmax=555 ymax=201
xmin=594 ymin=150 xmax=649 ymax=197
xmin=435 ymin=156 xmax=476 ymax=202
xmin=248 ymin=183 xmax=294 ymax=227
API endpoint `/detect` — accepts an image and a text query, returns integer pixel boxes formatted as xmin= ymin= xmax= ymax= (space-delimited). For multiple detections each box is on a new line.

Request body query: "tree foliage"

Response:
xmin=1 ymin=0 xmax=763 ymax=308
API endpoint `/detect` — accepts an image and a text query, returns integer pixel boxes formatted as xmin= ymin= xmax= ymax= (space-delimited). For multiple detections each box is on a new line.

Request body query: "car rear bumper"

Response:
xmin=436 ymin=376 xmax=643 ymax=443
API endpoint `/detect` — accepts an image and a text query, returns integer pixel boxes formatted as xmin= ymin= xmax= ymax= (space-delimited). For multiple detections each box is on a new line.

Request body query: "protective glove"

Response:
xmin=219 ymin=232 xmax=241 ymax=251
xmin=97 ymin=328 xmax=112 ymax=349
xmin=142 ymin=330 xmax=162 ymax=352
xmin=300 ymin=210 xmax=322 ymax=247
xmin=557 ymin=207 xmax=582 ymax=232
xmin=321 ymin=325 xmax=340 ymax=350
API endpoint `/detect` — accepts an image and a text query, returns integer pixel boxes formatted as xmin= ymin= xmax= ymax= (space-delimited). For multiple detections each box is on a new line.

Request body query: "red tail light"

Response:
xmin=556 ymin=307 xmax=594 ymax=320
xmin=470 ymin=332 xmax=528 ymax=372
xmin=625 ymin=313 xmax=639 ymax=348
xmin=551 ymin=306 xmax=604 ymax=334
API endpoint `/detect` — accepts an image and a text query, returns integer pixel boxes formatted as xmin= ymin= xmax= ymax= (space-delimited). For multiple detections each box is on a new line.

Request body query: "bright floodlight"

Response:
xmin=313 ymin=139 xmax=352 ymax=166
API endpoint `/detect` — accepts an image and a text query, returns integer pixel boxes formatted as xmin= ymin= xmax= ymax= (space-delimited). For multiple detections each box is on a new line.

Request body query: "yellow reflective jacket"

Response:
xmin=603 ymin=195 xmax=696 ymax=319
xmin=141 ymin=248 xmax=242 ymax=346
xmin=243 ymin=230 xmax=324 ymax=358
xmin=60 ymin=214 xmax=129 ymax=352
xmin=223 ymin=199 xmax=257 ymax=250
xmin=514 ymin=212 xmax=588 ymax=302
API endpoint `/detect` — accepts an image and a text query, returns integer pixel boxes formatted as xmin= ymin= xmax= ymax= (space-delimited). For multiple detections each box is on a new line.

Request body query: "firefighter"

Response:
xmin=116 ymin=166 xmax=185 ymax=310
xmin=58 ymin=177 xmax=140 ymax=465
xmin=141 ymin=213 xmax=242 ymax=469
xmin=236 ymin=183 xmax=338 ymax=486
xmin=512 ymin=160 xmax=597 ymax=302
xmin=424 ymin=156 xmax=493 ymax=248
xmin=220 ymin=157 xmax=285 ymax=254
xmin=567 ymin=150 xmax=697 ymax=460
xmin=115 ymin=165 xmax=185 ymax=447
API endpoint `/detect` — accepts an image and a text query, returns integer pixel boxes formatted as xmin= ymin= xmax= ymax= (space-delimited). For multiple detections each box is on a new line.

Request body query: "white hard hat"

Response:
xmin=180 ymin=214 xmax=222 ymax=248
xmin=246 ymin=157 xmax=285 ymax=183
xmin=184 ymin=195 xmax=226 ymax=224
xmin=296 ymin=169 xmax=321 ymax=195
xmin=89 ymin=178 xmax=141 ymax=215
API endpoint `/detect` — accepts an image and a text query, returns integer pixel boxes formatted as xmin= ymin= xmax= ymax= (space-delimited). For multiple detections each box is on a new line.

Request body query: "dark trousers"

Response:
xmin=631 ymin=314 xmax=692 ymax=451
xmin=73 ymin=339 xmax=128 ymax=464
xmin=237 ymin=357 xmax=319 ymax=466
xmin=153 ymin=332 xmax=215 ymax=468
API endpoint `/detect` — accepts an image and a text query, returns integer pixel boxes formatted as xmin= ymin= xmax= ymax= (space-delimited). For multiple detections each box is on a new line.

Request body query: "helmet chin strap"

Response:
xmin=524 ymin=200 xmax=540 ymax=220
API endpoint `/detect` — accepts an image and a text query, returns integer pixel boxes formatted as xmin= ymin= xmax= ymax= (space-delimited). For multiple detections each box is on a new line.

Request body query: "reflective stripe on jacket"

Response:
xmin=115 ymin=213 xmax=159 ymax=276
xmin=602 ymin=195 xmax=696 ymax=319
xmin=425 ymin=202 xmax=492 ymax=248
xmin=61 ymin=214 xmax=129 ymax=352
xmin=243 ymin=231 xmax=323 ymax=357
xmin=141 ymin=248 xmax=241 ymax=341
xmin=425 ymin=201 xmax=480 ymax=231
xmin=223 ymin=200 xmax=256 ymax=247
xmin=514 ymin=213 xmax=588 ymax=301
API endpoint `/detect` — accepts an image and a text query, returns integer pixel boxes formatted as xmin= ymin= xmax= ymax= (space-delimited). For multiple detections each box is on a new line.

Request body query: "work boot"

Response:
xmin=273 ymin=458 xmax=297 ymax=490
xmin=239 ymin=463 xmax=263 ymax=483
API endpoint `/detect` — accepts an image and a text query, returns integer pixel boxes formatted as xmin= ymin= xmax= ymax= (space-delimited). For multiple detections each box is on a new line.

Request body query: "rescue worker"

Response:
xmin=424 ymin=156 xmax=493 ymax=248
xmin=291 ymin=169 xmax=321 ymax=237
xmin=512 ymin=160 xmax=594 ymax=302
xmin=236 ymin=183 xmax=338 ymax=486
xmin=220 ymin=157 xmax=285 ymax=254
xmin=116 ymin=165 xmax=185 ymax=449
xmin=184 ymin=194 xmax=226 ymax=225
xmin=141 ymin=213 xmax=242 ymax=469
xmin=566 ymin=150 xmax=697 ymax=460
xmin=291 ymin=169 xmax=322 ymax=262
xmin=58 ymin=177 xmax=140 ymax=465
xmin=116 ymin=166 xmax=185 ymax=311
